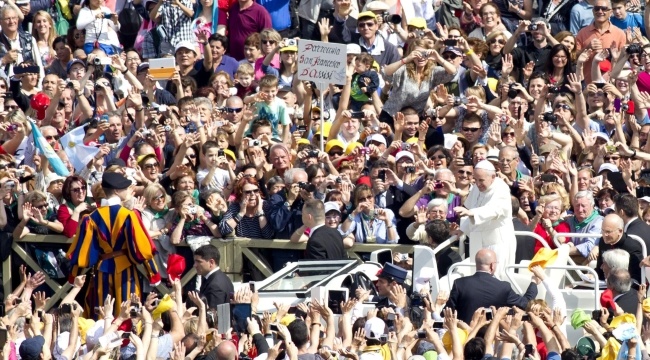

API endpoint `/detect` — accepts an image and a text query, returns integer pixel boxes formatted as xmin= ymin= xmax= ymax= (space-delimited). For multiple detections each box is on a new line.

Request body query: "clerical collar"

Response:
xmin=205 ymin=267 xmax=220 ymax=279
xmin=101 ymin=196 xmax=122 ymax=207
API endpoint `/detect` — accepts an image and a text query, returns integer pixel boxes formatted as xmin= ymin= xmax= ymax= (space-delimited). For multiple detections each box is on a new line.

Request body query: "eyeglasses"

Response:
xmin=604 ymin=156 xmax=620 ymax=161
xmin=45 ymin=135 xmax=60 ymax=140
xmin=74 ymin=33 xmax=84 ymax=39
xmin=489 ymin=39 xmax=506 ymax=45
xmin=326 ymin=215 xmax=341 ymax=220
xmin=33 ymin=204 xmax=48 ymax=210
xmin=187 ymin=154 xmax=196 ymax=159
xmin=359 ymin=195 xmax=374 ymax=202
xmin=358 ymin=22 xmax=375 ymax=28
xmin=126 ymin=57 xmax=140 ymax=62
xmin=6 ymin=105 xmax=18 ymax=110
xmin=443 ymin=54 xmax=458 ymax=60
xmin=153 ymin=194 xmax=165 ymax=201
xmin=499 ymin=157 xmax=516 ymax=163
xmin=143 ymin=162 xmax=159 ymax=170
xmin=502 ymin=132 xmax=515 ymax=137
xmin=593 ymin=5 xmax=610 ymax=12
xmin=71 ymin=187 xmax=85 ymax=193
xmin=555 ymin=103 xmax=571 ymax=111
xmin=2 ymin=16 xmax=18 ymax=22
xmin=553 ymin=55 xmax=567 ymax=60
xmin=243 ymin=189 xmax=260 ymax=195
xmin=329 ymin=151 xmax=343 ymax=156
xmin=457 ymin=170 xmax=471 ymax=175
xmin=226 ymin=107 xmax=242 ymax=113
xmin=262 ymin=40 xmax=276 ymax=45
xmin=462 ymin=127 xmax=480 ymax=132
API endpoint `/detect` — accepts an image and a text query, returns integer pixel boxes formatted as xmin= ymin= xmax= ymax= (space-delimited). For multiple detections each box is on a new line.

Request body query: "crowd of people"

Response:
xmin=2 ymin=0 xmax=650 ymax=356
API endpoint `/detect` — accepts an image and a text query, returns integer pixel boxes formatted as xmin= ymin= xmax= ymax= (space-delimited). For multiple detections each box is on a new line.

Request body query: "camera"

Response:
xmin=426 ymin=108 xmax=437 ymax=117
xmin=417 ymin=330 xmax=426 ymax=339
xmin=129 ymin=305 xmax=140 ymax=317
xmin=547 ymin=85 xmax=563 ymax=94
xmin=5 ymin=180 xmax=15 ymax=188
xmin=401 ymin=143 xmax=411 ymax=151
xmin=307 ymin=150 xmax=319 ymax=158
xmin=248 ymin=139 xmax=261 ymax=147
xmin=528 ymin=23 xmax=538 ymax=31
xmin=103 ymin=12 xmax=113 ymax=18
xmin=405 ymin=166 xmax=416 ymax=173
xmin=382 ymin=12 xmax=402 ymax=24
xmin=542 ymin=112 xmax=558 ymax=125
xmin=443 ymin=39 xmax=457 ymax=46
xmin=188 ymin=206 xmax=197 ymax=215
xmin=627 ymin=43 xmax=642 ymax=54
xmin=6 ymin=124 xmax=17 ymax=132
xmin=164 ymin=125 xmax=172 ymax=132
xmin=65 ymin=81 xmax=75 ymax=89
xmin=453 ymin=96 xmax=467 ymax=106
xmin=350 ymin=111 xmax=364 ymax=119
xmin=15 ymin=169 xmax=24 ymax=177
xmin=434 ymin=181 xmax=443 ymax=189
xmin=622 ymin=102 xmax=629 ymax=112
xmin=416 ymin=30 xmax=425 ymax=38
xmin=378 ymin=169 xmax=386 ymax=181
xmin=297 ymin=182 xmax=317 ymax=192
xmin=372 ymin=126 xmax=379 ymax=133
xmin=285 ymin=38 xmax=297 ymax=47
xmin=359 ymin=147 xmax=370 ymax=155
xmin=141 ymin=129 xmax=151 ymax=136
xmin=218 ymin=149 xmax=225 ymax=157
xmin=507 ymin=83 xmax=519 ymax=99
xmin=336 ymin=177 xmax=342 ymax=183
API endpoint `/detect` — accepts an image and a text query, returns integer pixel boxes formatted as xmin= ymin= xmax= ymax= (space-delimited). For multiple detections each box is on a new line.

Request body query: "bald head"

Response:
xmin=603 ymin=214 xmax=624 ymax=229
xmin=215 ymin=339 xmax=237 ymax=360
xmin=475 ymin=249 xmax=497 ymax=273
xmin=602 ymin=214 xmax=624 ymax=245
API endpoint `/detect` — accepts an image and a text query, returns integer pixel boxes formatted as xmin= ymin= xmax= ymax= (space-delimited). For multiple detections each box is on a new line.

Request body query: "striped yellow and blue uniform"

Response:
xmin=67 ymin=204 xmax=161 ymax=317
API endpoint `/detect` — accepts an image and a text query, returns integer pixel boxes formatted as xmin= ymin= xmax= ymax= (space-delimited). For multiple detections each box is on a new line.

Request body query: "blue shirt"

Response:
xmin=568 ymin=214 xmax=604 ymax=257
xmin=257 ymin=0 xmax=290 ymax=31
xmin=611 ymin=13 xmax=646 ymax=36
xmin=570 ymin=1 xmax=594 ymax=35
xmin=342 ymin=209 xmax=399 ymax=244
xmin=214 ymin=55 xmax=240 ymax=81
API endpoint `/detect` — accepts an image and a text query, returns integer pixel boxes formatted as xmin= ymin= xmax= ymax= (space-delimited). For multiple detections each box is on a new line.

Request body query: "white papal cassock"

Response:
xmin=459 ymin=177 xmax=516 ymax=279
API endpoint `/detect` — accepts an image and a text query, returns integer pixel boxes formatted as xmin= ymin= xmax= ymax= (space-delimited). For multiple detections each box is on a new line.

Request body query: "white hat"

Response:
xmin=364 ymin=317 xmax=386 ymax=340
xmin=486 ymin=148 xmax=499 ymax=162
xmin=475 ymin=160 xmax=495 ymax=171
xmin=347 ymin=44 xmax=362 ymax=55
xmin=324 ymin=201 xmax=341 ymax=214
xmin=84 ymin=322 xmax=105 ymax=349
xmin=598 ymin=163 xmax=619 ymax=173
xmin=363 ymin=0 xmax=390 ymax=11
xmin=174 ymin=41 xmax=197 ymax=54
xmin=595 ymin=132 xmax=610 ymax=142
xmin=45 ymin=173 xmax=66 ymax=186
xmin=640 ymin=197 xmax=650 ymax=203
xmin=365 ymin=134 xmax=386 ymax=146
xmin=395 ymin=151 xmax=415 ymax=163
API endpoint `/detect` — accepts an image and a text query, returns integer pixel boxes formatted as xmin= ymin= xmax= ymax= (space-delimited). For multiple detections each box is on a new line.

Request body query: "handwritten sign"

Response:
xmin=297 ymin=40 xmax=347 ymax=87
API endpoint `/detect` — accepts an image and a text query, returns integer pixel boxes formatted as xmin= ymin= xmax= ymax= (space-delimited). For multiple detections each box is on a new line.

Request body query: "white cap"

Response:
xmin=364 ymin=317 xmax=386 ymax=340
xmin=324 ymin=201 xmax=341 ymax=214
xmin=175 ymin=41 xmax=197 ymax=54
xmin=347 ymin=43 xmax=362 ymax=55
xmin=475 ymin=160 xmax=496 ymax=171
xmin=598 ymin=163 xmax=619 ymax=173
xmin=395 ymin=151 xmax=415 ymax=163
xmin=486 ymin=148 xmax=499 ymax=162
xmin=595 ymin=132 xmax=610 ymax=142
xmin=639 ymin=196 xmax=650 ymax=203
xmin=363 ymin=0 xmax=390 ymax=11
xmin=365 ymin=133 xmax=386 ymax=146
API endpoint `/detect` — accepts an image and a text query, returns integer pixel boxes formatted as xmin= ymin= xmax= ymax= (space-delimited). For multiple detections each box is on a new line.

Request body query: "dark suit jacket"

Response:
xmin=513 ymin=218 xmax=536 ymax=264
xmin=445 ymin=271 xmax=538 ymax=323
xmin=200 ymin=269 xmax=234 ymax=309
xmin=306 ymin=226 xmax=346 ymax=260
xmin=383 ymin=184 xmax=418 ymax=245
xmin=596 ymin=234 xmax=644 ymax=283
xmin=615 ymin=290 xmax=639 ymax=315
xmin=625 ymin=218 xmax=650 ymax=252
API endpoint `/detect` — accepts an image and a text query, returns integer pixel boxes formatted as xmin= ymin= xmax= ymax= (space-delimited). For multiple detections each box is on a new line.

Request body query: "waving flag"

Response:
xmin=59 ymin=125 xmax=100 ymax=172
xmin=30 ymin=121 xmax=70 ymax=176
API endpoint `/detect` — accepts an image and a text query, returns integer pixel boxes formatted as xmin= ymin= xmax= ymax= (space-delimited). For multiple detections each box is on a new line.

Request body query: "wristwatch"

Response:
xmin=283 ymin=201 xmax=291 ymax=208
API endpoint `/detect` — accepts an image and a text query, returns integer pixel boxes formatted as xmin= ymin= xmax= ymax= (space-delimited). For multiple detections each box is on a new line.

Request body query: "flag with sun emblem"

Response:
xmin=30 ymin=121 xmax=70 ymax=176
xmin=59 ymin=125 xmax=100 ymax=172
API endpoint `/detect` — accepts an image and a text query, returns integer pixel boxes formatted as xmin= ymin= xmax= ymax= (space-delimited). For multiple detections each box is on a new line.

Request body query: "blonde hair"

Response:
xmin=143 ymin=183 xmax=168 ymax=206
xmin=31 ymin=11 xmax=56 ymax=54
xmin=465 ymin=86 xmax=486 ymax=103
xmin=404 ymin=39 xmax=435 ymax=83
xmin=236 ymin=63 xmax=254 ymax=76
xmin=259 ymin=29 xmax=282 ymax=51
xmin=540 ymin=182 xmax=570 ymax=210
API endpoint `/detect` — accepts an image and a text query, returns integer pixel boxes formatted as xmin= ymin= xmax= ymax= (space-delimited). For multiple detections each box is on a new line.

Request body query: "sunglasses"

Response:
xmin=604 ymin=156 xmax=620 ymax=160
xmin=462 ymin=127 xmax=480 ymax=132
xmin=0 ymin=163 xmax=15 ymax=169
xmin=443 ymin=54 xmax=458 ymax=60
xmin=555 ymin=103 xmax=570 ymax=111
xmin=593 ymin=5 xmax=610 ymax=11
xmin=187 ymin=154 xmax=196 ymax=159
xmin=46 ymin=135 xmax=60 ymax=140
xmin=329 ymin=151 xmax=343 ymax=156
xmin=143 ymin=162 xmax=159 ymax=170
xmin=153 ymin=194 xmax=165 ymax=201
xmin=457 ymin=170 xmax=472 ymax=175
xmin=489 ymin=39 xmax=506 ymax=45
xmin=244 ymin=189 xmax=260 ymax=195
xmin=358 ymin=22 xmax=375 ymax=28
xmin=6 ymin=105 xmax=18 ymax=110
xmin=262 ymin=40 xmax=276 ymax=44
xmin=431 ymin=155 xmax=447 ymax=160
xmin=502 ymin=132 xmax=515 ymax=137
xmin=71 ymin=187 xmax=85 ymax=193
xmin=226 ymin=107 xmax=242 ymax=113
xmin=33 ymin=204 xmax=48 ymax=210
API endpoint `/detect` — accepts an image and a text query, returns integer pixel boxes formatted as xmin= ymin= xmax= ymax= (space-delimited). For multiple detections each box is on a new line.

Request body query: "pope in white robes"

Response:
xmin=455 ymin=160 xmax=516 ymax=279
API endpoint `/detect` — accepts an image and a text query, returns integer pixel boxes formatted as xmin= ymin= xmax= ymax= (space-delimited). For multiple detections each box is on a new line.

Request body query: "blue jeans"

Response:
xmin=83 ymin=42 xmax=120 ymax=55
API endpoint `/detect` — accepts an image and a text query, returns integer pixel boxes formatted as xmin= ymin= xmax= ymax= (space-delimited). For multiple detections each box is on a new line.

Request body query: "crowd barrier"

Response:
xmin=3 ymin=235 xmax=413 ymax=310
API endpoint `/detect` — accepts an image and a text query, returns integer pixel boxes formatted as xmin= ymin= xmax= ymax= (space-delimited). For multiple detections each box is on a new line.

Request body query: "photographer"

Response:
xmin=75 ymin=0 xmax=120 ymax=54
xmin=340 ymin=184 xmax=398 ymax=244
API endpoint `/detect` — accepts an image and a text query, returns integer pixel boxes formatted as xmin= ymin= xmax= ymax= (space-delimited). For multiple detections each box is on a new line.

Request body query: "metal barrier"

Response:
xmin=505 ymin=264 xmax=601 ymax=310
xmin=2 ymin=235 xmax=413 ymax=310
xmin=553 ymin=232 xmax=603 ymax=285
xmin=514 ymin=231 xmax=552 ymax=250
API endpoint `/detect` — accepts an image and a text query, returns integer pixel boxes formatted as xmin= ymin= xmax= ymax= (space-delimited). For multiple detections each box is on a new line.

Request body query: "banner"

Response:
xmin=297 ymin=40 xmax=348 ymax=87
xmin=59 ymin=125 xmax=100 ymax=172
xmin=30 ymin=121 xmax=70 ymax=176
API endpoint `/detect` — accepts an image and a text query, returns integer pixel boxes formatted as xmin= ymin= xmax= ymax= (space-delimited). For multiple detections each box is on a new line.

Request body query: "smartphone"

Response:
xmin=350 ymin=111 xmax=364 ymax=119
xmin=249 ymin=282 xmax=255 ymax=292
xmin=524 ymin=344 xmax=534 ymax=357
xmin=14 ymin=65 xmax=40 ymax=75
xmin=485 ymin=309 xmax=493 ymax=321
xmin=328 ymin=289 xmax=348 ymax=315
xmin=297 ymin=125 xmax=307 ymax=132
xmin=14 ymin=298 xmax=21 ymax=304
xmin=60 ymin=303 xmax=72 ymax=314
xmin=432 ymin=321 xmax=444 ymax=329
xmin=540 ymin=174 xmax=557 ymax=183
xmin=521 ymin=314 xmax=531 ymax=321
xmin=378 ymin=170 xmax=386 ymax=182
xmin=386 ymin=313 xmax=396 ymax=329
xmin=270 ymin=323 xmax=279 ymax=332
xmin=417 ymin=330 xmax=426 ymax=339
xmin=121 ymin=332 xmax=131 ymax=339
xmin=443 ymin=39 xmax=457 ymax=46
xmin=592 ymin=309 xmax=602 ymax=321
xmin=94 ymin=307 xmax=100 ymax=314
xmin=0 ymin=328 xmax=6 ymax=349
xmin=380 ymin=334 xmax=388 ymax=342
xmin=231 ymin=303 xmax=252 ymax=334
xmin=218 ymin=149 xmax=225 ymax=157
xmin=595 ymin=82 xmax=606 ymax=89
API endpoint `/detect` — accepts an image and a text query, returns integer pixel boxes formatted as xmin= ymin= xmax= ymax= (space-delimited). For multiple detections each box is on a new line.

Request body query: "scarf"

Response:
xmin=572 ymin=210 xmax=599 ymax=232
xmin=191 ymin=189 xmax=200 ymax=204
xmin=183 ymin=217 xmax=201 ymax=230
xmin=152 ymin=207 xmax=169 ymax=219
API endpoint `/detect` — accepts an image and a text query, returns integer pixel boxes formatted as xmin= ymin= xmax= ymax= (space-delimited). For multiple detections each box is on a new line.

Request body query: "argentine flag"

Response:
xmin=59 ymin=125 xmax=100 ymax=173
xmin=30 ymin=121 xmax=70 ymax=176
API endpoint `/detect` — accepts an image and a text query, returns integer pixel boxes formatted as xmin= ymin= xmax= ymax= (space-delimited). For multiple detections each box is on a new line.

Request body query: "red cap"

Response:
xmin=600 ymin=288 xmax=616 ymax=309
xmin=599 ymin=59 xmax=612 ymax=73
xmin=166 ymin=254 xmax=186 ymax=282
xmin=356 ymin=176 xmax=372 ymax=187
xmin=30 ymin=92 xmax=50 ymax=120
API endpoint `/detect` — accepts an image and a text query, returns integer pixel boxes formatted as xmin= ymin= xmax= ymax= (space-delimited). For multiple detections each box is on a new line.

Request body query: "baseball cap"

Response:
xmin=364 ymin=317 xmax=386 ymax=340
xmin=408 ymin=17 xmax=426 ymax=29
xmin=324 ymin=201 xmax=341 ymax=214
xmin=175 ymin=41 xmax=197 ymax=54
xmin=347 ymin=43 xmax=362 ymax=55
xmin=395 ymin=151 xmax=415 ymax=163
xmin=19 ymin=336 xmax=45 ymax=360
xmin=325 ymin=139 xmax=345 ymax=153
xmin=639 ymin=196 xmax=650 ymax=203
xmin=358 ymin=11 xmax=378 ymax=20
xmin=442 ymin=47 xmax=462 ymax=56
xmin=364 ymin=1 xmax=389 ymax=11
xmin=576 ymin=337 xmax=597 ymax=356
xmin=67 ymin=59 xmax=85 ymax=74
xmin=595 ymin=132 xmax=610 ymax=142
xmin=280 ymin=45 xmax=298 ymax=52
xmin=137 ymin=62 xmax=150 ymax=74
xmin=598 ymin=163 xmax=619 ymax=174
xmin=365 ymin=133 xmax=386 ymax=146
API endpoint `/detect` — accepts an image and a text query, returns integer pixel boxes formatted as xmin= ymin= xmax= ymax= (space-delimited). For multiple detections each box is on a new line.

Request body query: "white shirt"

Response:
xmin=624 ymin=217 xmax=638 ymax=233
xmin=309 ymin=224 xmax=325 ymax=237
xmin=205 ymin=266 xmax=221 ymax=279
xmin=100 ymin=196 xmax=121 ymax=207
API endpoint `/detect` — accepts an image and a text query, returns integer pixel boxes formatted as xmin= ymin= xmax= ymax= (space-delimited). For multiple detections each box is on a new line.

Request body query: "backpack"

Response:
xmin=118 ymin=1 xmax=142 ymax=35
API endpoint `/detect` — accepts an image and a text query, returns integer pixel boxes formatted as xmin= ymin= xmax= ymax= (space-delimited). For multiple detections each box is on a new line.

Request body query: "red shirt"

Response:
xmin=533 ymin=221 xmax=570 ymax=254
